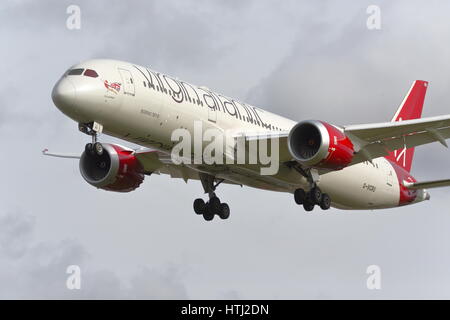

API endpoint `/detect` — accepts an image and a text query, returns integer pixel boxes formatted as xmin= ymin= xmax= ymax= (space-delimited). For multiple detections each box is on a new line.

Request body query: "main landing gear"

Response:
xmin=193 ymin=173 xmax=230 ymax=221
xmin=79 ymin=122 xmax=104 ymax=156
xmin=289 ymin=164 xmax=331 ymax=212
xmin=294 ymin=186 xmax=331 ymax=212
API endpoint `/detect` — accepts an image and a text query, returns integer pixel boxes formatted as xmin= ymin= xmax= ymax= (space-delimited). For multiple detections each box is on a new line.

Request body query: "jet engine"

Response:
xmin=79 ymin=143 xmax=144 ymax=192
xmin=287 ymin=120 xmax=354 ymax=170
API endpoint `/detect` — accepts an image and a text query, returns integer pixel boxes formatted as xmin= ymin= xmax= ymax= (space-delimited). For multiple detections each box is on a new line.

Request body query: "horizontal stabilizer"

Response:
xmin=403 ymin=178 xmax=450 ymax=190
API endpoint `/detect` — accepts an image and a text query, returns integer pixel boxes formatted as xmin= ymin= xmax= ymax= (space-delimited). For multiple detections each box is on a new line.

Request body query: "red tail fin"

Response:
xmin=385 ymin=80 xmax=428 ymax=172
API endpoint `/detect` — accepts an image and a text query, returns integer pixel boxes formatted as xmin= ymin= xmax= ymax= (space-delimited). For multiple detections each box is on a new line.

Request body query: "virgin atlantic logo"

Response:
xmin=104 ymin=80 xmax=121 ymax=94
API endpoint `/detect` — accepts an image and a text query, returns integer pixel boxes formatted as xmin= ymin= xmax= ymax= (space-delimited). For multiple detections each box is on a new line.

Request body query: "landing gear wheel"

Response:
xmin=85 ymin=143 xmax=94 ymax=155
xmin=309 ymin=187 xmax=322 ymax=204
xmin=303 ymin=201 xmax=315 ymax=212
xmin=94 ymin=142 xmax=104 ymax=156
xmin=218 ymin=203 xmax=230 ymax=220
xmin=294 ymin=189 xmax=306 ymax=205
xmin=209 ymin=196 xmax=221 ymax=215
xmin=193 ymin=198 xmax=206 ymax=215
xmin=320 ymin=193 xmax=331 ymax=210
xmin=203 ymin=205 xmax=215 ymax=221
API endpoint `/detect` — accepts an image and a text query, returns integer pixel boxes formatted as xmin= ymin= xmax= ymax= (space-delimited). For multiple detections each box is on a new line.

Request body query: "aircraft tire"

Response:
xmin=203 ymin=205 xmax=215 ymax=221
xmin=320 ymin=193 xmax=331 ymax=210
xmin=303 ymin=201 xmax=315 ymax=212
xmin=94 ymin=142 xmax=104 ymax=156
xmin=309 ymin=187 xmax=322 ymax=204
xmin=85 ymin=143 xmax=93 ymax=155
xmin=218 ymin=203 xmax=230 ymax=220
xmin=209 ymin=196 xmax=221 ymax=215
xmin=294 ymin=188 xmax=306 ymax=205
xmin=193 ymin=198 xmax=206 ymax=215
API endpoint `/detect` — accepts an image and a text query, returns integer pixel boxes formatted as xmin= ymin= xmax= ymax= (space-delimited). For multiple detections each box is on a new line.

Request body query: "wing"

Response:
xmin=234 ymin=114 xmax=450 ymax=168
xmin=42 ymin=146 xmax=202 ymax=182
xmin=233 ymin=131 xmax=291 ymax=162
xmin=404 ymin=178 xmax=450 ymax=190
xmin=345 ymin=114 xmax=450 ymax=164
xmin=133 ymin=147 xmax=201 ymax=182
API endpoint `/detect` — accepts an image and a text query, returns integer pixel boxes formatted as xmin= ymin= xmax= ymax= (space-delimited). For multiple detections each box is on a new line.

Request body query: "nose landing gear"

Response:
xmin=85 ymin=142 xmax=104 ymax=156
xmin=80 ymin=122 xmax=104 ymax=156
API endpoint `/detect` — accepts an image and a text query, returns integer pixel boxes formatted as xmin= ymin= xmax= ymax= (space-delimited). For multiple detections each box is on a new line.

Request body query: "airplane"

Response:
xmin=46 ymin=59 xmax=450 ymax=221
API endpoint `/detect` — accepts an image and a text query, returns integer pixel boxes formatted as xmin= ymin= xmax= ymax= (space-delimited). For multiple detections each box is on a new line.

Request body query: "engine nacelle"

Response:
xmin=79 ymin=143 xmax=144 ymax=192
xmin=287 ymin=120 xmax=354 ymax=170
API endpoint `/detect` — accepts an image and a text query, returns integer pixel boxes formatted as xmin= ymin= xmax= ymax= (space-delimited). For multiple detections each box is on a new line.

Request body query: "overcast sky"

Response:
xmin=1 ymin=0 xmax=450 ymax=299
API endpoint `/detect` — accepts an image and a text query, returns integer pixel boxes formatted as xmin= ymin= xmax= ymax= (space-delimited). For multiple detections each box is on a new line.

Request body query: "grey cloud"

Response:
xmin=0 ymin=211 xmax=35 ymax=259
xmin=0 ymin=211 xmax=188 ymax=299
xmin=127 ymin=266 xmax=188 ymax=299
xmin=247 ymin=1 xmax=450 ymax=123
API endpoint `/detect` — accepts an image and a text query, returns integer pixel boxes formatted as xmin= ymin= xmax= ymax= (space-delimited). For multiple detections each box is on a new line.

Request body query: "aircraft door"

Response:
xmin=118 ymin=68 xmax=135 ymax=96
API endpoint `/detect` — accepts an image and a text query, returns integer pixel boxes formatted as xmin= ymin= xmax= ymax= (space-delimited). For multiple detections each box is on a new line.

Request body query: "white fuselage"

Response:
xmin=52 ymin=59 xmax=428 ymax=210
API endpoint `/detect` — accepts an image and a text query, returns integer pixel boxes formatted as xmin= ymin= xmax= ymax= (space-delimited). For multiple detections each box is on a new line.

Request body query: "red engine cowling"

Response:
xmin=287 ymin=120 xmax=354 ymax=170
xmin=79 ymin=143 xmax=144 ymax=192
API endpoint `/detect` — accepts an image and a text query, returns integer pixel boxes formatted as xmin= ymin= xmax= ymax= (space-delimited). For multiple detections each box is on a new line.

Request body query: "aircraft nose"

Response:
xmin=52 ymin=78 xmax=76 ymax=112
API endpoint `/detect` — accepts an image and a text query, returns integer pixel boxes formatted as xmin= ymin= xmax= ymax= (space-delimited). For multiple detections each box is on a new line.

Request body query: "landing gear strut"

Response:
xmin=291 ymin=166 xmax=331 ymax=212
xmin=193 ymin=173 xmax=230 ymax=221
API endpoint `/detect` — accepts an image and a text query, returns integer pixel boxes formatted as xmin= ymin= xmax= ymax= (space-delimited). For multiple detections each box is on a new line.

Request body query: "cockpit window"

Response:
xmin=84 ymin=69 xmax=99 ymax=78
xmin=67 ymin=68 xmax=84 ymax=75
